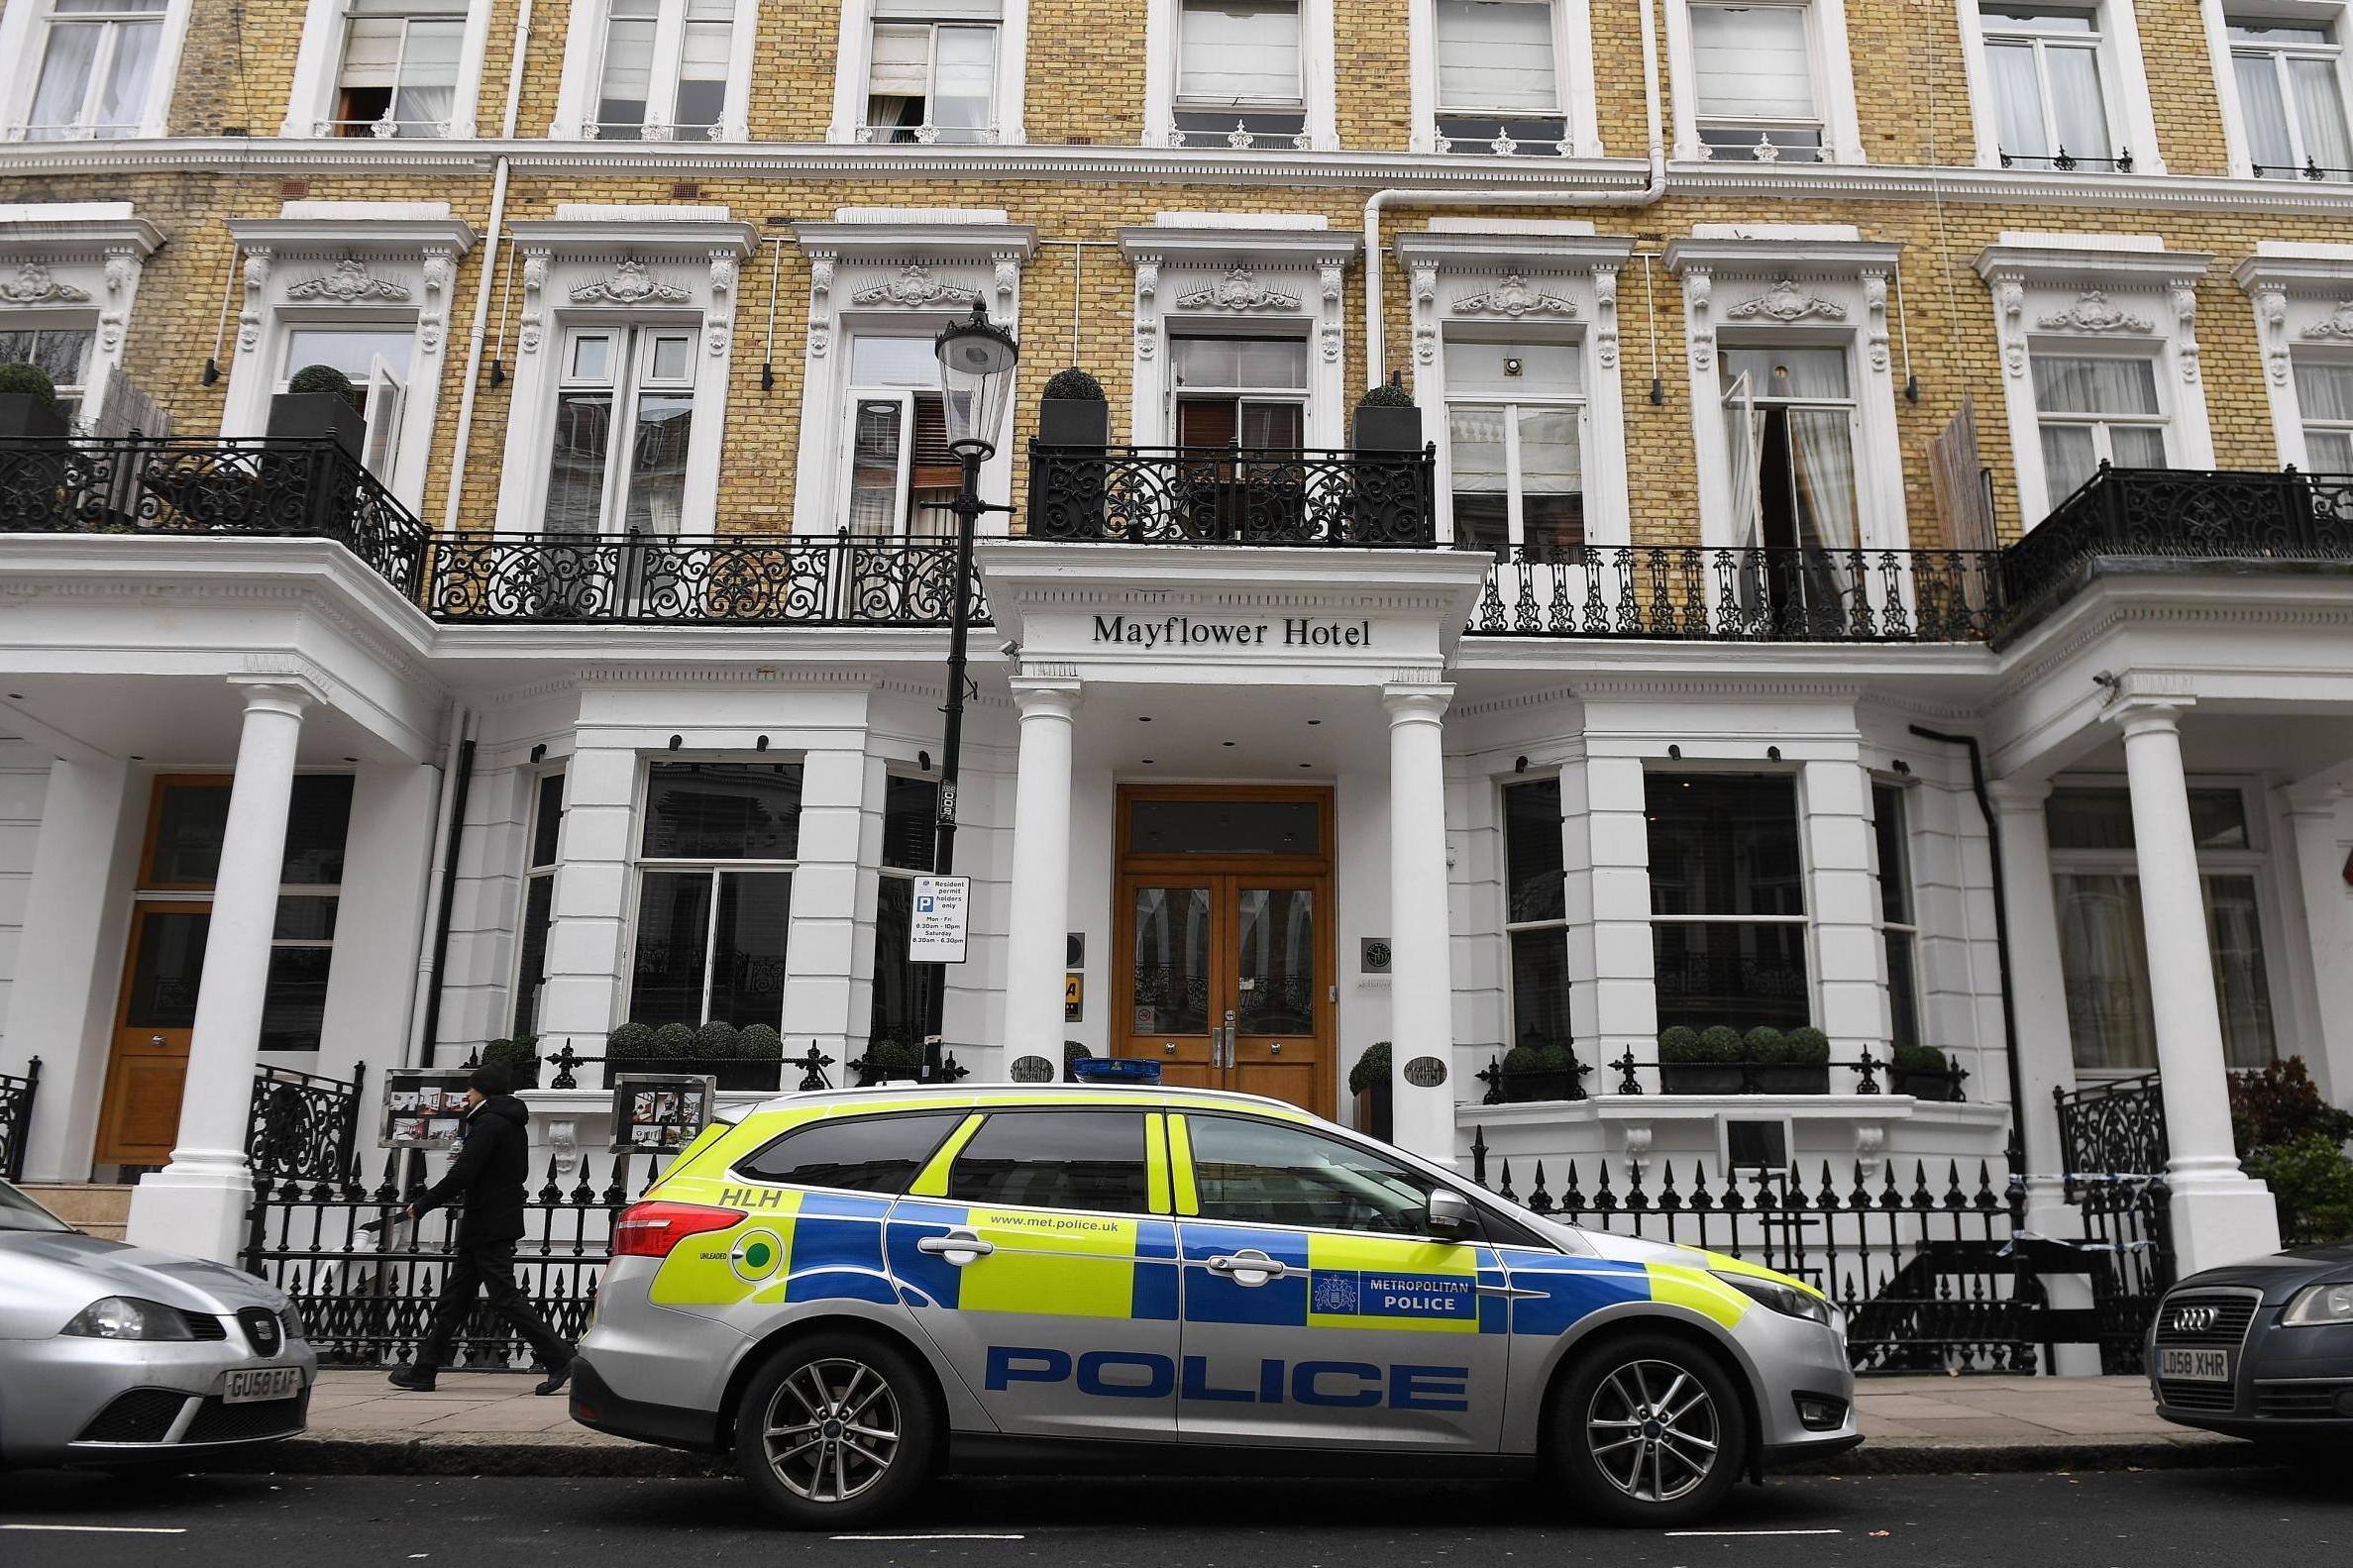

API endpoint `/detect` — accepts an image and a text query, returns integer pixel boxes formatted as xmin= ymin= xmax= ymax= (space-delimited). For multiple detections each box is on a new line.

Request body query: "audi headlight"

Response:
xmin=62 ymin=1296 xmax=197 ymax=1341
xmin=2282 ymin=1282 xmax=2353 ymax=1327
xmin=1712 ymin=1270 xmax=1833 ymax=1326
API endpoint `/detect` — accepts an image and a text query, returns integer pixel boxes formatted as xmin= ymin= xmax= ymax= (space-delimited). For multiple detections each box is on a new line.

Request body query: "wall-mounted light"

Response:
xmin=756 ymin=735 xmax=771 ymax=752
xmin=1766 ymin=746 xmax=1782 ymax=762
xmin=919 ymin=750 xmax=932 ymax=772
xmin=1514 ymin=755 xmax=1529 ymax=774
xmin=668 ymin=735 xmax=683 ymax=751
xmin=529 ymin=743 xmax=546 ymax=764
xmin=1667 ymin=744 xmax=1681 ymax=760
xmin=1893 ymin=759 xmax=1911 ymax=777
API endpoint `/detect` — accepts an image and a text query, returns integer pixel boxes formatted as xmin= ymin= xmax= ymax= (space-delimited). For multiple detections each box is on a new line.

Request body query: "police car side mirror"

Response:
xmin=1426 ymin=1188 xmax=1477 ymax=1238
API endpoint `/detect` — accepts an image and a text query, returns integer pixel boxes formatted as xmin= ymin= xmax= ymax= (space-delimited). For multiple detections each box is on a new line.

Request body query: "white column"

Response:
xmin=1001 ymin=679 xmax=1081 ymax=1061
xmin=128 ymin=679 xmax=315 ymax=1262
xmin=533 ymin=742 xmax=638 ymax=1055
xmin=1802 ymin=755 xmax=1886 ymax=1059
xmin=1989 ymin=776 xmax=2100 ymax=1374
xmin=780 ymin=745 xmax=869 ymax=1062
xmin=1385 ymin=683 xmax=1456 ymax=1163
xmin=2280 ymin=783 xmax=2353 ymax=1105
xmin=1576 ymin=750 xmax=1656 ymax=1094
xmin=2116 ymin=699 xmax=2281 ymax=1272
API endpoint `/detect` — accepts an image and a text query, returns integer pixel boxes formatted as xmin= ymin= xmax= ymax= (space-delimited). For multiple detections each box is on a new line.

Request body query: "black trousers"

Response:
xmin=414 ymin=1237 xmax=573 ymax=1370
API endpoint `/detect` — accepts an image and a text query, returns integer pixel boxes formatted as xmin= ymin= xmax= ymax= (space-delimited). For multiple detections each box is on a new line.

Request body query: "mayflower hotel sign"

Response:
xmin=1091 ymin=615 xmax=1374 ymax=650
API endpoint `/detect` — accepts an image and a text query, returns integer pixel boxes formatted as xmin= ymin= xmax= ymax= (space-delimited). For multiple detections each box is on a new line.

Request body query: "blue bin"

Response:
xmin=1070 ymin=1057 xmax=1162 ymax=1086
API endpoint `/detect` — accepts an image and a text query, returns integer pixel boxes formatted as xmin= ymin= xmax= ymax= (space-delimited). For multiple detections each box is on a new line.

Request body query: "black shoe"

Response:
xmin=387 ymin=1367 xmax=438 ymax=1392
xmin=535 ymin=1355 xmax=575 ymax=1397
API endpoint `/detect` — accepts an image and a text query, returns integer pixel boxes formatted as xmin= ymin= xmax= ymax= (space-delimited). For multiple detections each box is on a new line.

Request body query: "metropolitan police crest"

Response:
xmin=1311 ymin=1272 xmax=1361 ymax=1315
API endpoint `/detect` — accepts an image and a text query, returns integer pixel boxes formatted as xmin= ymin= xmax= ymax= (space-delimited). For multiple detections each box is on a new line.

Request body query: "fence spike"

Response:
xmin=1497 ymin=1157 xmax=1517 ymax=1204
xmin=1910 ymin=1160 xmax=1935 ymax=1207
xmin=1818 ymin=1161 xmax=1840 ymax=1210
xmin=1622 ymin=1158 xmax=1650 ymax=1213
xmin=1528 ymin=1160 xmax=1553 ymax=1214
xmin=1850 ymin=1159 xmax=1873 ymax=1209
xmin=536 ymin=1154 xmax=564 ymax=1204
xmin=1945 ymin=1159 xmax=1968 ymax=1211
xmin=1657 ymin=1160 xmax=1681 ymax=1212
xmin=1974 ymin=1159 xmax=1999 ymax=1212
xmin=1686 ymin=1160 xmax=1714 ymax=1213
xmin=1592 ymin=1160 xmax=1616 ymax=1212
xmin=1559 ymin=1160 xmax=1584 ymax=1210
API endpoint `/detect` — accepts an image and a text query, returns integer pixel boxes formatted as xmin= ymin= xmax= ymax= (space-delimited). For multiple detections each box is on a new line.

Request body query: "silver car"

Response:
xmin=0 ymin=1180 xmax=316 ymax=1468
xmin=571 ymin=1086 xmax=1861 ymax=1530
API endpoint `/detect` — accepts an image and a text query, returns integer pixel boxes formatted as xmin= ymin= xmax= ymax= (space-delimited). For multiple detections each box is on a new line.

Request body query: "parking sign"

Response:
xmin=909 ymin=875 xmax=971 ymax=963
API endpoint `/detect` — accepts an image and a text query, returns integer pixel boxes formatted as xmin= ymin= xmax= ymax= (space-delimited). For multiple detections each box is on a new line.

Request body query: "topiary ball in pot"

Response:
xmin=1743 ymin=1025 xmax=1788 ymax=1065
xmin=1357 ymin=381 xmax=1417 ymax=408
xmin=737 ymin=1023 xmax=784 ymax=1060
xmin=1349 ymin=1040 xmax=1393 ymax=1098
xmin=694 ymin=1019 xmax=742 ymax=1061
xmin=1502 ymin=1042 xmax=1547 ymax=1074
xmin=1658 ymin=1025 xmax=1703 ymax=1064
xmin=652 ymin=1021 xmax=698 ymax=1062
xmin=1786 ymin=1026 xmax=1831 ymax=1066
xmin=0 ymin=362 xmax=60 ymax=403
xmin=1698 ymin=1025 xmax=1745 ymax=1064
xmin=1538 ymin=1040 xmax=1573 ymax=1072
xmin=285 ymin=364 xmax=355 ymax=397
xmin=1041 ymin=367 xmax=1106 ymax=401
xmin=607 ymin=1022 xmax=658 ymax=1060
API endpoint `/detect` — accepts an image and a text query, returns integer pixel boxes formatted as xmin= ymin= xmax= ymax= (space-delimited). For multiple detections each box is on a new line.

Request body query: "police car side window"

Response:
xmin=1187 ymin=1116 xmax=1444 ymax=1237
xmin=735 ymin=1110 xmax=963 ymax=1193
xmin=945 ymin=1109 xmax=1152 ymax=1214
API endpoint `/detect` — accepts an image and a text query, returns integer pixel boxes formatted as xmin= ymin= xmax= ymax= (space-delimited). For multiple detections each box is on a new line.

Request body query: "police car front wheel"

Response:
xmin=1551 ymin=1334 xmax=1748 ymax=1527
xmin=734 ymin=1332 xmax=938 ymax=1528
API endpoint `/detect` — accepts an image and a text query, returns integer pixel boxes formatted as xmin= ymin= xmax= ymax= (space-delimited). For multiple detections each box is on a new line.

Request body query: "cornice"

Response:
xmin=0 ymin=212 xmax=164 ymax=257
xmin=1989 ymin=575 xmax=2353 ymax=705
xmin=1663 ymin=236 xmax=1904 ymax=276
xmin=791 ymin=217 xmax=1040 ymax=261
xmin=1117 ymin=225 xmax=1363 ymax=264
xmin=225 ymin=215 xmax=479 ymax=257
xmin=1394 ymin=230 xmax=1635 ymax=273
xmin=1974 ymin=241 xmax=2215 ymax=286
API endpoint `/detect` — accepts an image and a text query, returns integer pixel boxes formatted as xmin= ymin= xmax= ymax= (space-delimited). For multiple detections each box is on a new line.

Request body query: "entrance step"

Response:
xmin=22 ymin=1183 xmax=134 ymax=1239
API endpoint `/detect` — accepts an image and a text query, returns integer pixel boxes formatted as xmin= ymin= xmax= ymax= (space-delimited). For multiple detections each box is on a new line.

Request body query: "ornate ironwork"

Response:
xmin=2054 ymin=1073 xmax=2170 ymax=1203
xmin=247 ymin=1063 xmax=368 ymax=1185
xmin=2052 ymin=1073 xmax=2175 ymax=1374
xmin=1028 ymin=442 xmax=1439 ymax=546
xmin=1466 ymin=543 xmax=2003 ymax=642
xmin=1468 ymin=1136 xmax=2043 ymax=1374
xmin=0 ymin=1057 xmax=38 ymax=1182
xmin=0 ymin=436 xmax=429 ymax=596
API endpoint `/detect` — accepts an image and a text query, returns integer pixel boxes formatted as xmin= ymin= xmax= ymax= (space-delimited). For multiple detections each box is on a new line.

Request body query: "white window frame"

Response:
xmin=0 ymin=204 xmax=158 ymax=433
xmin=2028 ymin=349 xmax=2172 ymax=496
xmin=0 ymin=317 xmax=96 ymax=411
xmin=1956 ymin=0 xmax=2166 ymax=172
xmin=863 ymin=770 xmax=940 ymax=1056
xmin=2234 ymin=241 xmax=2353 ymax=469
xmin=1645 ymin=765 xmax=1818 ymax=1035
xmin=1412 ymin=0 xmax=1597 ymax=157
xmin=1143 ymin=0 xmax=1337 ymax=151
xmin=1664 ymin=0 xmax=1867 ymax=164
xmin=282 ymin=0 xmax=492 ymax=139
xmin=829 ymin=0 xmax=1028 ymax=146
xmin=1498 ymin=772 xmax=1573 ymax=1060
xmin=622 ymin=758 xmax=801 ymax=1032
xmin=549 ymin=0 xmax=759 ymax=141
xmin=838 ymin=334 xmax=961 ymax=539
xmin=2203 ymin=0 xmax=2353 ymax=180
xmin=1166 ymin=324 xmax=1313 ymax=445
xmin=1979 ymin=5 xmax=2121 ymax=169
xmin=509 ymin=764 xmax=567 ymax=1043
xmin=0 ymin=0 xmax=190 ymax=142
xmin=1439 ymin=340 xmax=1589 ymax=551
xmin=1978 ymin=234 xmax=2216 ymax=524
xmin=1869 ymin=779 xmax=1922 ymax=1054
xmin=544 ymin=322 xmax=701 ymax=535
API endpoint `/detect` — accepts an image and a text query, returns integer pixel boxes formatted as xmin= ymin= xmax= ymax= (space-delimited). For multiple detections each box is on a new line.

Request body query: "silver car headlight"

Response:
xmin=279 ymin=1303 xmax=306 ymax=1342
xmin=63 ymin=1296 xmax=198 ymax=1341
xmin=2282 ymin=1282 xmax=2353 ymax=1327
xmin=1711 ymin=1270 xmax=1833 ymax=1327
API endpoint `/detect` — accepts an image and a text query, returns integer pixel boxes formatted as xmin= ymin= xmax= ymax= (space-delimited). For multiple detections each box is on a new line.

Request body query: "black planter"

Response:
xmin=1659 ymin=1062 xmax=1748 ymax=1096
xmin=1747 ymin=1063 xmax=1830 ymax=1095
xmin=1355 ymin=1084 xmax=1394 ymax=1142
xmin=1499 ymin=1067 xmax=1577 ymax=1103
xmin=1892 ymin=1066 xmax=1959 ymax=1101
xmin=0 ymin=392 xmax=69 ymax=442
xmin=1039 ymin=396 xmax=1110 ymax=447
xmin=267 ymin=390 xmax=366 ymax=458
xmin=1351 ymin=403 xmax=1423 ymax=452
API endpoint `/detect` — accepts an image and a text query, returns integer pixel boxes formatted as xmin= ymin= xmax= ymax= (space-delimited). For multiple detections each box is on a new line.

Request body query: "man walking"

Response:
xmin=387 ymin=1064 xmax=576 ymax=1395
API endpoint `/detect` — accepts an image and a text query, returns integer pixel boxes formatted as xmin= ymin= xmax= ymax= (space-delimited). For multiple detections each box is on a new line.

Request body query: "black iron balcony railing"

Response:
xmin=1027 ymin=442 xmax=1438 ymax=546
xmin=0 ymin=434 xmax=429 ymax=596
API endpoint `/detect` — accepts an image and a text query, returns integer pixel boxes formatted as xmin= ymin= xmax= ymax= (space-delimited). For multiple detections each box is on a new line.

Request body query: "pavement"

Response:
xmin=255 ymin=1368 xmax=2254 ymax=1479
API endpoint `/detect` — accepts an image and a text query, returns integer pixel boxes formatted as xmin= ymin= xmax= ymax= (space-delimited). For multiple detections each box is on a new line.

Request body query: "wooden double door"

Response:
xmin=1113 ymin=787 xmax=1335 ymax=1115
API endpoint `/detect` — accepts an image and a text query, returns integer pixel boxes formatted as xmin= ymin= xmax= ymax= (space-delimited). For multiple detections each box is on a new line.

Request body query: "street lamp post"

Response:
xmin=922 ymin=301 xmax=1018 ymax=1080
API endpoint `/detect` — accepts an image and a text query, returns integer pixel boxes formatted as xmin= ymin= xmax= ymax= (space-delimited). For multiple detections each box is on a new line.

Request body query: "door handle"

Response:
xmin=1205 ymin=1249 xmax=1288 ymax=1285
xmin=1210 ymin=1026 xmax=1224 ymax=1069
xmin=915 ymin=1229 xmax=995 ymax=1265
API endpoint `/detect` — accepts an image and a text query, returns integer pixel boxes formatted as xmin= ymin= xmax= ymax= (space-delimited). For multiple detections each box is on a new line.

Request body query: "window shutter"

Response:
xmin=1435 ymin=0 xmax=1558 ymax=113
xmin=1176 ymin=398 xmax=1239 ymax=447
xmin=868 ymin=23 xmax=930 ymax=96
xmin=338 ymin=17 xmax=405 ymax=88
xmin=910 ymin=391 xmax=961 ymax=487
xmin=1690 ymin=4 xmax=1816 ymax=120
xmin=1177 ymin=0 xmax=1303 ymax=104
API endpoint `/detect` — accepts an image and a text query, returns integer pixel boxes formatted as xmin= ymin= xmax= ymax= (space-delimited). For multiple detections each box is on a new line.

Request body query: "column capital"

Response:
xmin=2108 ymin=693 xmax=2193 ymax=738
xmin=226 ymin=672 xmax=328 ymax=713
xmin=1009 ymin=677 xmax=1082 ymax=720
xmin=2278 ymin=777 xmax=2349 ymax=817
xmin=1985 ymin=776 xmax=2053 ymax=812
xmin=1380 ymin=681 xmax=1454 ymax=723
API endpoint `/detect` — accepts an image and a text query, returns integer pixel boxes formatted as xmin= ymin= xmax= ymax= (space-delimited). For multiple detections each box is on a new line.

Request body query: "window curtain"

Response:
xmin=2033 ymin=355 xmax=2160 ymax=415
xmin=1689 ymin=4 xmax=1814 ymax=119
xmin=598 ymin=1 xmax=658 ymax=128
xmin=28 ymin=22 xmax=102 ymax=133
xmin=1435 ymin=0 xmax=1557 ymax=112
xmin=2043 ymin=42 xmax=2110 ymax=159
xmin=1985 ymin=41 xmax=2050 ymax=158
xmin=394 ymin=21 xmax=463 ymax=128
xmin=2292 ymin=55 xmax=2353 ymax=171
xmin=2056 ymin=872 xmax=2154 ymax=1070
xmin=1786 ymin=408 xmax=1859 ymax=553
xmin=1448 ymin=403 xmax=1509 ymax=550
xmin=1721 ymin=375 xmax=1765 ymax=550
xmin=931 ymin=25 xmax=996 ymax=135
xmin=1178 ymin=0 xmax=1302 ymax=104
xmin=2235 ymin=52 xmax=2299 ymax=166
xmin=674 ymin=0 xmax=733 ymax=131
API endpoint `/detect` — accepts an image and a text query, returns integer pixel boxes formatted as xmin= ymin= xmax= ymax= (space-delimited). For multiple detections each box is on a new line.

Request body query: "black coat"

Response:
xmin=414 ymin=1094 xmax=531 ymax=1242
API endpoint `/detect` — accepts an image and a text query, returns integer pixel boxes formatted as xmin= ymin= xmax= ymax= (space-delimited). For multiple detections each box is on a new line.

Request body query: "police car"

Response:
xmin=570 ymin=1086 xmax=1860 ymax=1528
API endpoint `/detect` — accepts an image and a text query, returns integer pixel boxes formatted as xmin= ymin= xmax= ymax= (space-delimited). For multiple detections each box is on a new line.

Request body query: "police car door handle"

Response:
xmin=1205 ymin=1250 xmax=1288 ymax=1284
xmin=916 ymin=1230 xmax=995 ymax=1264
xmin=1477 ymin=1282 xmax=1547 ymax=1300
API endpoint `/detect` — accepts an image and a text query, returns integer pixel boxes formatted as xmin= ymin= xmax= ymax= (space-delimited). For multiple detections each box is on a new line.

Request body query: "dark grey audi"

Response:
xmin=2149 ymin=1243 xmax=2353 ymax=1444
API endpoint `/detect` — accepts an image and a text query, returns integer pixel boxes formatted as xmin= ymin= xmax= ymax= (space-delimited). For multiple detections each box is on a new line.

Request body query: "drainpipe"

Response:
xmin=1363 ymin=0 xmax=1668 ymax=388
xmin=440 ymin=0 xmax=533 ymax=533
xmin=1908 ymin=725 xmax=2028 ymax=1127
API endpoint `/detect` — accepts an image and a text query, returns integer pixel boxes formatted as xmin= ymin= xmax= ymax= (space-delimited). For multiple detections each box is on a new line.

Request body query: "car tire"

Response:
xmin=1548 ymin=1331 xmax=1749 ymax=1528
xmin=733 ymin=1330 xmax=937 ymax=1531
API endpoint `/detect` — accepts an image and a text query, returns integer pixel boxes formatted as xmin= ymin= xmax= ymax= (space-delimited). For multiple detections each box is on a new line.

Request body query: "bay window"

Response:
xmin=869 ymin=775 xmax=942 ymax=1055
xmin=331 ymin=0 xmax=465 ymax=137
xmin=1648 ymin=773 xmax=1810 ymax=1034
xmin=628 ymin=762 xmax=800 ymax=1030
xmin=543 ymin=325 xmax=696 ymax=534
xmin=281 ymin=324 xmax=413 ymax=481
xmin=1502 ymin=776 xmax=1571 ymax=1059
xmin=1435 ymin=0 xmax=1568 ymax=154
xmin=843 ymin=333 xmax=959 ymax=538
xmin=1689 ymin=2 xmax=1824 ymax=159
xmin=0 ymin=324 xmax=95 ymax=416
xmin=589 ymin=0 xmax=731 ymax=140
xmin=2294 ymin=356 xmax=2353 ymax=468
xmin=20 ymin=0 xmax=163 ymax=140
xmin=2229 ymin=19 xmax=2353 ymax=180
xmin=1983 ymin=5 xmax=2122 ymax=170
xmin=2032 ymin=353 xmax=2168 ymax=500
xmin=2050 ymin=785 xmax=2278 ymax=1072
xmin=1445 ymin=336 xmax=1584 ymax=554
xmin=864 ymin=1 xmax=999 ymax=144
xmin=1174 ymin=0 xmax=1307 ymax=147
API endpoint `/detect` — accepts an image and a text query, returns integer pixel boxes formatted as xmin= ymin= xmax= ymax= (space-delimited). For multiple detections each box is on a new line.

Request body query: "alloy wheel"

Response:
xmin=760 ymin=1356 xmax=904 ymax=1504
xmin=1583 ymin=1357 xmax=1722 ymax=1504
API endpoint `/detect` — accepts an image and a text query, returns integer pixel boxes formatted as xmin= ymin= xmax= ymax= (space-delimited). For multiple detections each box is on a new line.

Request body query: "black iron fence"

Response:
xmin=1468 ymin=1129 xmax=2046 ymax=1375
xmin=0 ymin=1057 xmax=39 ymax=1182
xmin=2053 ymin=1073 xmax=2174 ymax=1375
xmin=248 ymin=1063 xmax=368 ymax=1185
xmin=1027 ymin=443 xmax=1439 ymax=545
xmin=242 ymin=1149 xmax=659 ymax=1369
xmin=0 ymin=435 xmax=429 ymax=596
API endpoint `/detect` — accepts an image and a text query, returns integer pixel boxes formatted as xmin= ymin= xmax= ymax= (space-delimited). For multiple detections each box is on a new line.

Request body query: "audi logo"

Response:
xmin=2170 ymin=1305 xmax=2219 ymax=1333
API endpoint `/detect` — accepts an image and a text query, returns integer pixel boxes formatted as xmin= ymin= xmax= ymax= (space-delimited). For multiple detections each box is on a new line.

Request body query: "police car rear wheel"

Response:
xmin=735 ymin=1335 xmax=935 ymax=1528
xmin=1552 ymin=1336 xmax=1746 ymax=1527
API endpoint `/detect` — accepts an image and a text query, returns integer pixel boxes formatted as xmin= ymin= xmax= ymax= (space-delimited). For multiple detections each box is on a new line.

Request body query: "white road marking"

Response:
xmin=1 ymin=1523 xmax=191 ymax=1535
xmin=830 ymin=1533 xmax=1028 ymax=1541
xmin=1662 ymin=1527 xmax=1845 ymax=1537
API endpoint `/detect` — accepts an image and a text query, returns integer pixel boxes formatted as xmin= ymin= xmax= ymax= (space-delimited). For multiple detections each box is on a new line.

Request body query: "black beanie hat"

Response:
xmin=470 ymin=1063 xmax=512 ymax=1098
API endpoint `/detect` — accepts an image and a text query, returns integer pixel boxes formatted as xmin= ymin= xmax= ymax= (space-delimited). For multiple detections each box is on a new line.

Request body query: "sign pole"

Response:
xmin=921 ymin=442 xmax=993 ymax=1080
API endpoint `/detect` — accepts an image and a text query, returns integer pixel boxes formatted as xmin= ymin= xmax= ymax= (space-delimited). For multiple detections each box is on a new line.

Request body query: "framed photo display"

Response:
xmin=379 ymin=1069 xmax=479 ymax=1150
xmin=611 ymin=1072 xmax=717 ymax=1154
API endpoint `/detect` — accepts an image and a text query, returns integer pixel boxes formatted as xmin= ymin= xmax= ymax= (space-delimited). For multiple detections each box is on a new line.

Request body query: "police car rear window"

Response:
xmin=947 ymin=1109 xmax=1152 ymax=1214
xmin=735 ymin=1110 xmax=964 ymax=1193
